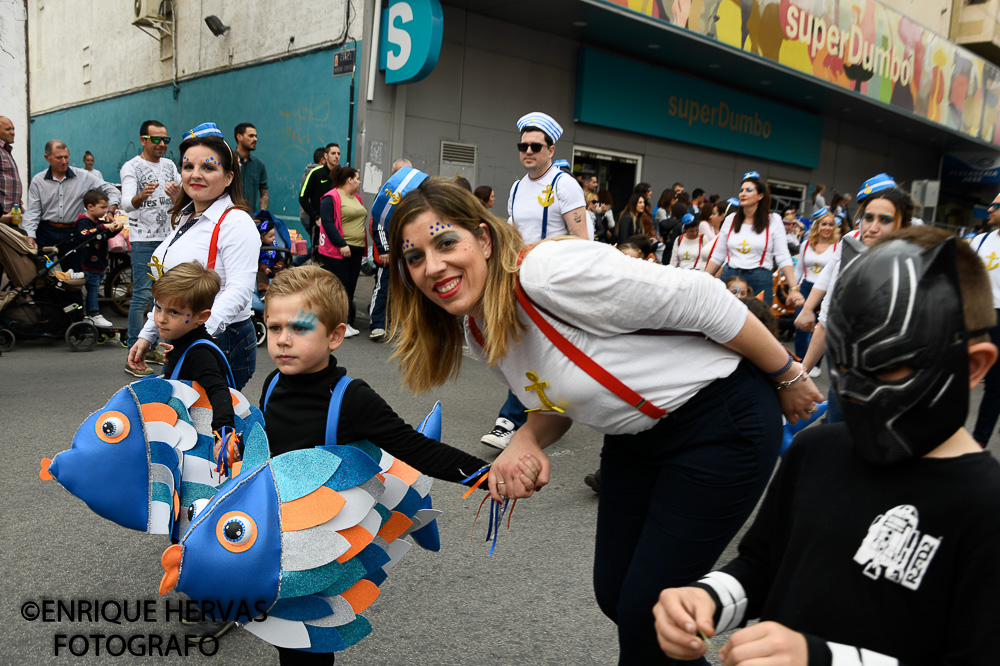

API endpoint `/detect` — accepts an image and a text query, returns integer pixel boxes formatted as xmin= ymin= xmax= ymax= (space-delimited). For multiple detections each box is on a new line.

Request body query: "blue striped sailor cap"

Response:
xmin=811 ymin=206 xmax=830 ymax=221
xmin=517 ymin=112 xmax=563 ymax=143
xmin=552 ymin=159 xmax=571 ymax=169
xmin=857 ymin=173 xmax=896 ymax=203
xmin=742 ymin=171 xmax=762 ymax=181
xmin=372 ymin=166 xmax=430 ymax=230
xmin=185 ymin=122 xmax=225 ymax=140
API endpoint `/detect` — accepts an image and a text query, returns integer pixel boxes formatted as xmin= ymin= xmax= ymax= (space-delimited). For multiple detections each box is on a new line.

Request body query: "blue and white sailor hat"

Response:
xmin=184 ymin=122 xmax=225 ymax=140
xmin=811 ymin=206 xmax=830 ymax=221
xmin=553 ymin=159 xmax=571 ymax=170
xmin=726 ymin=196 xmax=740 ymax=208
xmin=857 ymin=173 xmax=896 ymax=203
xmin=742 ymin=170 xmax=762 ymax=181
xmin=681 ymin=213 xmax=698 ymax=228
xmin=371 ymin=166 xmax=429 ymax=231
xmin=517 ymin=112 xmax=563 ymax=143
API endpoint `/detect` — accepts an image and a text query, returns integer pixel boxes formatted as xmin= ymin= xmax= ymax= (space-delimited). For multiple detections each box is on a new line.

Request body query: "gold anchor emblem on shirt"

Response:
xmin=810 ymin=263 xmax=823 ymax=274
xmin=736 ymin=240 xmax=751 ymax=254
xmin=523 ymin=371 xmax=565 ymax=413
xmin=538 ymin=185 xmax=556 ymax=208
xmin=384 ymin=187 xmax=402 ymax=205
xmin=683 ymin=251 xmax=691 ymax=261
xmin=986 ymin=252 xmax=999 ymax=270
xmin=147 ymin=256 xmax=167 ymax=281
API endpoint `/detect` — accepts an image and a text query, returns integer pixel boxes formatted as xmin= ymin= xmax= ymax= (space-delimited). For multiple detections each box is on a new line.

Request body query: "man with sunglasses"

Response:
xmin=482 ymin=111 xmax=589 ymax=451
xmin=121 ymin=119 xmax=182 ymax=375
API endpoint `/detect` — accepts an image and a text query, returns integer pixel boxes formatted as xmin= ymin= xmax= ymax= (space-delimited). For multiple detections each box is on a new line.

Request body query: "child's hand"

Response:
xmin=158 ymin=342 xmax=174 ymax=354
xmin=516 ymin=454 xmax=544 ymax=491
xmin=653 ymin=586 xmax=718 ymax=660
xmin=213 ymin=428 xmax=243 ymax=475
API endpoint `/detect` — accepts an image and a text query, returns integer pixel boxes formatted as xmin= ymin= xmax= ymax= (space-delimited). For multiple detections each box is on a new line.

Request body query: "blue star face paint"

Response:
xmin=289 ymin=308 xmax=319 ymax=336
xmin=429 ymin=221 xmax=452 ymax=238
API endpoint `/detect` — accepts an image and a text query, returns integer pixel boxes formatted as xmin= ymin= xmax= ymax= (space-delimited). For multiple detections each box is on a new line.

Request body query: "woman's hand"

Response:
xmin=794 ymin=307 xmax=816 ymax=332
xmin=488 ymin=434 xmax=549 ymax=502
xmin=127 ymin=339 xmax=152 ymax=372
xmin=718 ymin=621 xmax=808 ymax=665
xmin=785 ymin=289 xmax=805 ymax=308
xmin=340 ymin=245 xmax=351 ymax=258
xmin=776 ymin=364 xmax=823 ymax=424
xmin=653 ymin=587 xmax=717 ymax=660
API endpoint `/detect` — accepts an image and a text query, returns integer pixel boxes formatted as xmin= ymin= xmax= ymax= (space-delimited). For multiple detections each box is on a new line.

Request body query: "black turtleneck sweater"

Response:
xmin=259 ymin=357 xmax=489 ymax=484
xmin=161 ymin=325 xmax=235 ymax=431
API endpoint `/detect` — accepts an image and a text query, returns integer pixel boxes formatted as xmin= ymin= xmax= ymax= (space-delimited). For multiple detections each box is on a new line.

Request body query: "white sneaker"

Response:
xmin=344 ymin=324 xmax=360 ymax=338
xmin=481 ymin=418 xmax=516 ymax=450
xmin=808 ymin=366 xmax=822 ymax=378
xmin=89 ymin=314 xmax=114 ymax=328
xmin=369 ymin=328 xmax=386 ymax=341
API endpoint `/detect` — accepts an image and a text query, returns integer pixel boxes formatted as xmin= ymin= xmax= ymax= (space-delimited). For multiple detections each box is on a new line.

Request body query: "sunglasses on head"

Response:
xmin=860 ymin=211 xmax=896 ymax=224
xmin=142 ymin=135 xmax=171 ymax=145
xmin=516 ymin=142 xmax=546 ymax=153
xmin=989 ymin=203 xmax=1000 ymax=212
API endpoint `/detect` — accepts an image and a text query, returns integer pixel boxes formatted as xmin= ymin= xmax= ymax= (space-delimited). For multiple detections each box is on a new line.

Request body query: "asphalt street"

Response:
xmin=2 ymin=274 xmax=998 ymax=665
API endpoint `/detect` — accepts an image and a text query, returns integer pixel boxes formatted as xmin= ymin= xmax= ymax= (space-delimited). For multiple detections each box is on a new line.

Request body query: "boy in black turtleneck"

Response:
xmin=151 ymin=262 xmax=235 ymax=438
xmin=259 ymin=265 xmax=539 ymax=665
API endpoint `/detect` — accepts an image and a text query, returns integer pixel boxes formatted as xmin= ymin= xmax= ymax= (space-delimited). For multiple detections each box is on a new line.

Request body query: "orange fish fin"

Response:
xmin=341 ymin=579 xmax=380 ymax=614
xmin=376 ymin=511 xmax=413 ymax=543
xmin=39 ymin=458 xmax=53 ymax=481
xmin=386 ymin=458 xmax=420 ymax=486
xmin=190 ymin=381 xmax=212 ymax=409
xmin=335 ymin=524 xmax=375 ymax=563
xmin=141 ymin=402 xmax=178 ymax=426
xmin=280 ymin=486 xmax=346 ymax=532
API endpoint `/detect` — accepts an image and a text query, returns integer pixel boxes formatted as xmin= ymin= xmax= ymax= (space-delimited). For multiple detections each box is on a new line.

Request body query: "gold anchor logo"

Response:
xmin=987 ymin=252 xmax=999 ymax=270
xmin=384 ymin=187 xmax=401 ymax=205
xmin=736 ymin=240 xmax=752 ymax=254
xmin=523 ymin=371 xmax=565 ymax=414
xmin=147 ymin=256 xmax=167 ymax=281
xmin=810 ymin=262 xmax=823 ymax=274
xmin=538 ymin=185 xmax=555 ymax=208
xmin=682 ymin=251 xmax=691 ymax=261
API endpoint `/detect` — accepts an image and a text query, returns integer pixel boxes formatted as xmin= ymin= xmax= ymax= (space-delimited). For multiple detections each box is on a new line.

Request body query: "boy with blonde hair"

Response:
xmin=654 ymin=227 xmax=1000 ymax=665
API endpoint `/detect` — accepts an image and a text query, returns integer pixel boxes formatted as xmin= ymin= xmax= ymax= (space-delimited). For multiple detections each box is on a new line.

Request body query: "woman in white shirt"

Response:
xmin=793 ymin=208 xmax=839 ymax=371
xmin=126 ymin=123 xmax=261 ymax=389
xmin=383 ymin=176 xmax=822 ymax=664
xmin=705 ymin=171 xmax=804 ymax=308
xmin=672 ymin=214 xmax=712 ymax=269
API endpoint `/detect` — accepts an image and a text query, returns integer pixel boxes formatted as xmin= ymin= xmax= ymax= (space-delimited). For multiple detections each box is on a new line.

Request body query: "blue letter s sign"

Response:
xmin=378 ymin=0 xmax=443 ymax=85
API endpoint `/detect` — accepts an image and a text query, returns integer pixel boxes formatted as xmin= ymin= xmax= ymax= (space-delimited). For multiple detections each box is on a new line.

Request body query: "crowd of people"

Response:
xmin=4 ymin=108 xmax=1000 ymax=666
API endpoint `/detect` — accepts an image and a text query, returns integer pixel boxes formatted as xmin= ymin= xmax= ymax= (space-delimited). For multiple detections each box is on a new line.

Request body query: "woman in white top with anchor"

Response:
xmin=792 ymin=207 xmax=839 ymax=373
xmin=705 ymin=171 xmax=803 ymax=308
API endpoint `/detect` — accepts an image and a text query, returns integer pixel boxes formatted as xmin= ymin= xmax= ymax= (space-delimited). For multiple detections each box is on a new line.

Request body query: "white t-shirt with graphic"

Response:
xmin=673 ymin=234 xmax=713 ymax=270
xmin=120 ymin=155 xmax=181 ymax=242
xmin=507 ymin=166 xmax=587 ymax=243
xmin=794 ymin=239 xmax=838 ymax=285
xmin=707 ymin=212 xmax=792 ymax=270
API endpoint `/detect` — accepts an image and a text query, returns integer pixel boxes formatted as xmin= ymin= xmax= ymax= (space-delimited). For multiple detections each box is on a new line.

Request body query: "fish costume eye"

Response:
xmin=188 ymin=498 xmax=210 ymax=522
xmin=95 ymin=411 xmax=130 ymax=443
xmin=216 ymin=511 xmax=257 ymax=552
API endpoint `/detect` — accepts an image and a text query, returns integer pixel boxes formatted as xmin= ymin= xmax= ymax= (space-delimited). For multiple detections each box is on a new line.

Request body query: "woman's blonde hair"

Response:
xmin=388 ymin=177 xmax=526 ymax=393
xmin=807 ymin=212 xmax=841 ymax=246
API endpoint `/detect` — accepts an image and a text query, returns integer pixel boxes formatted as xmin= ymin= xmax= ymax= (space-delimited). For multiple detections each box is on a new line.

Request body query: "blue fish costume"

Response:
xmin=158 ymin=399 xmax=445 ymax=653
xmin=41 ymin=377 xmax=268 ymax=539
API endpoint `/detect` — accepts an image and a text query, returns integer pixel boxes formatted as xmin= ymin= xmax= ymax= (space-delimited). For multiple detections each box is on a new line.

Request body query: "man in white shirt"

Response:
xmin=120 ymin=120 xmax=181 ymax=373
xmin=483 ymin=111 xmax=588 ymax=450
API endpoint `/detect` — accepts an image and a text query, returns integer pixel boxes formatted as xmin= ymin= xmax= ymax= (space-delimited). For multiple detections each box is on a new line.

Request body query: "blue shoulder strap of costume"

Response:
xmin=978 ymin=232 xmax=992 ymax=253
xmin=263 ymin=372 xmax=281 ymax=411
xmin=324 ymin=374 xmax=354 ymax=447
xmin=169 ymin=338 xmax=236 ymax=388
xmin=541 ymin=171 xmax=564 ymax=240
xmin=510 ymin=180 xmax=522 ymax=227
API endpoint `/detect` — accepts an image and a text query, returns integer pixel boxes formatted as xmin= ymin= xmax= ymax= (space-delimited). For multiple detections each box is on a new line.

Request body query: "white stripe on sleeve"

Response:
xmin=828 ymin=642 xmax=898 ymax=666
xmin=698 ymin=571 xmax=748 ymax=632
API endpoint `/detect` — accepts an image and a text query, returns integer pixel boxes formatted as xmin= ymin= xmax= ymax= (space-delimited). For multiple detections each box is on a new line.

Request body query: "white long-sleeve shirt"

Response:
xmin=707 ymin=212 xmax=792 ymax=270
xmin=793 ymin=239 xmax=837 ymax=284
xmin=139 ymin=195 xmax=260 ymax=341
xmin=465 ymin=239 xmax=747 ymax=435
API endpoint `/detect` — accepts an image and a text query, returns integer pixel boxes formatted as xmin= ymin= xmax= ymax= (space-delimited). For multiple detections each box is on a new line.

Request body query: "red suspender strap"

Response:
xmin=693 ymin=234 xmax=702 ymax=269
xmin=468 ymin=316 xmax=486 ymax=350
xmin=513 ymin=246 xmax=666 ymax=419
xmin=206 ymin=207 xmax=236 ymax=270
xmin=759 ymin=223 xmax=769 ymax=266
xmin=725 ymin=223 xmax=732 ymax=262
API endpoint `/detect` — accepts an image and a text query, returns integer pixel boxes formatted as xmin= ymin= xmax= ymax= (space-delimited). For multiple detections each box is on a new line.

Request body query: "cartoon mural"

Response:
xmin=604 ymin=0 xmax=1000 ymax=145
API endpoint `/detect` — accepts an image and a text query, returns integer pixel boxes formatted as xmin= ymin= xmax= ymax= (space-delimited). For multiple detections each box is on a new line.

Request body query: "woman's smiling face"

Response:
xmin=181 ymin=145 xmax=232 ymax=207
xmin=400 ymin=210 xmax=492 ymax=318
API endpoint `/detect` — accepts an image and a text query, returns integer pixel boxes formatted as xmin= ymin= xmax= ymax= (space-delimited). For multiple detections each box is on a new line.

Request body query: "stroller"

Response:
xmin=0 ymin=223 xmax=122 ymax=352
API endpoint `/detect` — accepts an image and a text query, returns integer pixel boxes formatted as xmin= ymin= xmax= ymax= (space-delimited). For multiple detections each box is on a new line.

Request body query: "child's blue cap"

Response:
xmin=857 ymin=173 xmax=896 ymax=203
xmin=681 ymin=213 xmax=698 ymax=227
xmin=372 ymin=166 xmax=429 ymax=231
xmin=256 ymin=218 xmax=274 ymax=234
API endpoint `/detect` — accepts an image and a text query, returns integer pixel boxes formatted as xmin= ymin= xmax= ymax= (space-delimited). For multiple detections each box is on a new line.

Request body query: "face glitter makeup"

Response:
xmin=429 ymin=222 xmax=452 ymax=237
xmin=288 ymin=308 xmax=319 ymax=335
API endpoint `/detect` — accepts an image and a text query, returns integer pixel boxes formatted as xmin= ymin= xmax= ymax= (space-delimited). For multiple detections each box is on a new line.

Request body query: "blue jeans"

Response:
xmin=251 ymin=291 xmax=265 ymax=312
xmin=719 ymin=265 xmax=773 ymax=303
xmin=84 ymin=271 xmax=103 ymax=315
xmin=793 ymin=280 xmax=823 ymax=365
xmin=368 ymin=263 xmax=390 ymax=331
xmin=128 ymin=241 xmax=159 ymax=347
xmin=498 ymin=390 xmax=529 ymax=428
xmin=216 ymin=317 xmax=256 ymax=390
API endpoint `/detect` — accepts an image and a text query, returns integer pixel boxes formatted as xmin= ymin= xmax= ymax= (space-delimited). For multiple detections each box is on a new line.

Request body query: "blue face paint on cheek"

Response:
xmin=289 ymin=308 xmax=319 ymax=335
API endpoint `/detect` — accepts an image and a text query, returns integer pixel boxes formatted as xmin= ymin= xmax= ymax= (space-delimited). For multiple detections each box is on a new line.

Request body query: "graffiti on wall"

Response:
xmin=603 ymin=0 xmax=1000 ymax=145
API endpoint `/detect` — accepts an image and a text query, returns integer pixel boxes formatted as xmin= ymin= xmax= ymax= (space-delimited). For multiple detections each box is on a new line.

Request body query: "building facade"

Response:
xmin=20 ymin=0 xmax=1000 ymax=230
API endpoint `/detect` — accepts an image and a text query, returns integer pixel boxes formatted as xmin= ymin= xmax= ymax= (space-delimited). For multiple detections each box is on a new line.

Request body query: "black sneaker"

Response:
xmin=187 ymin=619 xmax=235 ymax=641
xmin=584 ymin=468 xmax=601 ymax=494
